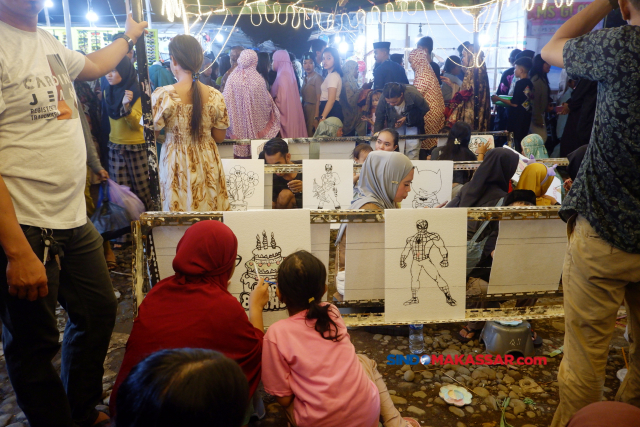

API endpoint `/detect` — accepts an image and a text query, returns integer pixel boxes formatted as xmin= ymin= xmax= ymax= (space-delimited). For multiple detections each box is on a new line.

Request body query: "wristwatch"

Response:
xmin=117 ymin=34 xmax=135 ymax=53
xmin=608 ymin=0 xmax=620 ymax=9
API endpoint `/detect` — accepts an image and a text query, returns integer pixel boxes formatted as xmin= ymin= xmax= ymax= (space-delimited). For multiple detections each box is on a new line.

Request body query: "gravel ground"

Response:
xmin=0 ymin=246 xmax=629 ymax=427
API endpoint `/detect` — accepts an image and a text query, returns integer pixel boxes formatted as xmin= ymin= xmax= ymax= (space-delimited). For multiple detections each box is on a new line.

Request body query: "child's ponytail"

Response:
xmin=277 ymin=251 xmax=341 ymax=342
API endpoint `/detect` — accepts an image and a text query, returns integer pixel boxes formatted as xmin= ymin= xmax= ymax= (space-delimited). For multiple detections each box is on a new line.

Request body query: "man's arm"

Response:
xmin=414 ymin=92 xmax=430 ymax=115
xmin=372 ymin=66 xmax=383 ymax=91
xmin=0 ymin=175 xmax=48 ymax=300
xmin=373 ymin=98 xmax=386 ymax=133
xmin=541 ymin=0 xmax=614 ymax=68
xmin=78 ymin=14 xmax=148 ymax=81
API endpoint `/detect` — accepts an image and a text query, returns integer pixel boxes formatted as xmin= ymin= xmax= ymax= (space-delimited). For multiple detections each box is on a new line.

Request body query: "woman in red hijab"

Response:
xmin=110 ymin=220 xmax=268 ymax=422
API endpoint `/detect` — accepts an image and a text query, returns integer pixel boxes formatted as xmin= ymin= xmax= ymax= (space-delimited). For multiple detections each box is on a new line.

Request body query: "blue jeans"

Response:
xmin=397 ymin=125 xmax=420 ymax=160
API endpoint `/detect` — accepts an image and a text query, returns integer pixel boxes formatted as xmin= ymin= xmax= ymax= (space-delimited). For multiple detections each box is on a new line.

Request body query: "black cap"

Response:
xmin=373 ymin=42 xmax=391 ymax=50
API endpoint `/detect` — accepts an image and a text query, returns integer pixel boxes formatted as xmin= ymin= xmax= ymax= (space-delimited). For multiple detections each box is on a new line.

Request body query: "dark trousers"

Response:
xmin=318 ymin=100 xmax=344 ymax=122
xmin=0 ymin=221 xmax=117 ymax=427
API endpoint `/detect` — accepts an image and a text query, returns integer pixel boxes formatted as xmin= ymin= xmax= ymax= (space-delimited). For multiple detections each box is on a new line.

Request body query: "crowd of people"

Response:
xmin=0 ymin=0 xmax=638 ymax=426
xmin=65 ymin=27 xmax=600 ymax=217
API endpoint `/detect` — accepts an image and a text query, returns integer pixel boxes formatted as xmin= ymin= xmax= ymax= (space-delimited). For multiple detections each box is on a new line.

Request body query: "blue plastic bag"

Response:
xmin=91 ymin=181 xmax=131 ymax=240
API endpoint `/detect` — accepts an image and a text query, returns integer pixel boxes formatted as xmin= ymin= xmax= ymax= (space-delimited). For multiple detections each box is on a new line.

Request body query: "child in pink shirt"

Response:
xmin=262 ymin=250 xmax=420 ymax=427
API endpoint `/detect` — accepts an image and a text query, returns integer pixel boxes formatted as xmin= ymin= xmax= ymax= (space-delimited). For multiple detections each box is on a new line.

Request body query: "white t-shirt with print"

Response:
xmin=320 ymin=72 xmax=342 ymax=102
xmin=0 ymin=22 xmax=87 ymax=229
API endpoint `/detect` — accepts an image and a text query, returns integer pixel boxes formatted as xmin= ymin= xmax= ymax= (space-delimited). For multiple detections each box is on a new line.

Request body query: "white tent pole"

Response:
xmin=62 ymin=0 xmax=73 ymax=49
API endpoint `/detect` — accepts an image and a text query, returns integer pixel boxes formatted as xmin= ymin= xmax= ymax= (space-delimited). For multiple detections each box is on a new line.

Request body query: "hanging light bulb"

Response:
xmin=417 ymin=23 xmax=423 ymax=39
xmin=355 ymin=34 xmax=366 ymax=48
xmin=215 ymin=33 xmax=224 ymax=42
xmin=45 ymin=0 xmax=54 ymax=8
xmin=338 ymin=42 xmax=350 ymax=54
xmin=86 ymin=9 xmax=98 ymax=22
xmin=334 ymin=34 xmax=341 ymax=43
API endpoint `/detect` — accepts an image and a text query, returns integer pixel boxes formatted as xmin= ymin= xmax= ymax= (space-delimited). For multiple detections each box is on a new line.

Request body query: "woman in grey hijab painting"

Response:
xmin=334 ymin=151 xmax=415 ymax=300
xmin=351 ymin=151 xmax=415 ymax=209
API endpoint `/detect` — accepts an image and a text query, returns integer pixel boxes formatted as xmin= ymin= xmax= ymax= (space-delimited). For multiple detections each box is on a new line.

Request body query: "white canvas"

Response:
xmin=223 ymin=210 xmax=312 ymax=326
xmin=469 ymin=135 xmax=495 ymax=157
xmin=311 ymin=223 xmax=331 ymax=301
xmin=151 ymin=225 xmax=190 ymax=280
xmin=344 ymin=223 xmax=385 ymax=300
xmin=218 ymin=144 xmax=234 ymax=159
xmin=545 ymin=176 xmax=563 ymax=204
xmin=488 ymin=219 xmax=566 ymax=294
xmin=318 ymin=141 xmax=356 ymax=160
xmin=385 ymin=209 xmax=467 ymax=322
xmin=403 ymin=161 xmax=454 ymax=209
xmin=302 ymin=160 xmax=353 ymax=210
xmin=221 ymin=159 xmax=265 ymax=211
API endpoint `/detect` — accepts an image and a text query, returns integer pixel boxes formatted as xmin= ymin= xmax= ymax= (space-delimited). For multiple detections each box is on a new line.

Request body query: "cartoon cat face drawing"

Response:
xmin=413 ymin=169 xmax=442 ymax=197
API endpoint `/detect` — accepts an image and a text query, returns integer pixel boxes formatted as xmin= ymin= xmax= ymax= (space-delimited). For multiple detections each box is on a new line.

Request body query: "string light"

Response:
xmin=160 ymin=0 xmax=562 ymax=70
xmin=162 ymin=0 xmax=184 ymax=22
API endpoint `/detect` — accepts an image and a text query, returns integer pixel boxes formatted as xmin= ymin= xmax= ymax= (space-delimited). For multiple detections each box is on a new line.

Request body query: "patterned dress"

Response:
xmin=151 ymin=85 xmax=231 ymax=212
xmin=409 ymin=49 xmax=445 ymax=149
xmin=446 ymin=50 xmax=491 ymax=132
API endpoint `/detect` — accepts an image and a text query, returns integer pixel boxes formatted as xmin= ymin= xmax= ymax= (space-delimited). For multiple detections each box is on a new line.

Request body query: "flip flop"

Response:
xmin=404 ymin=417 xmax=421 ymax=427
xmin=458 ymin=325 xmax=482 ymax=344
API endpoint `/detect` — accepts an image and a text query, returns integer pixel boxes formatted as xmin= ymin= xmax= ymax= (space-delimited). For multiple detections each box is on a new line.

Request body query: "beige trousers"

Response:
xmin=284 ymin=354 xmax=405 ymax=427
xmin=551 ymin=215 xmax=640 ymax=427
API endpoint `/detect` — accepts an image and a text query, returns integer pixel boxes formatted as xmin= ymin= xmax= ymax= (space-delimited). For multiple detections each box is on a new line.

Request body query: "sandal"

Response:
xmin=458 ymin=325 xmax=482 ymax=344
xmin=404 ymin=417 xmax=421 ymax=427
xmin=107 ymin=261 xmax=117 ymax=271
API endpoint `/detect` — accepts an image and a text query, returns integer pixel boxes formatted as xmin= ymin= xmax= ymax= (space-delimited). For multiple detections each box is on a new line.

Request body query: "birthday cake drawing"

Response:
xmin=238 ymin=230 xmax=286 ymax=312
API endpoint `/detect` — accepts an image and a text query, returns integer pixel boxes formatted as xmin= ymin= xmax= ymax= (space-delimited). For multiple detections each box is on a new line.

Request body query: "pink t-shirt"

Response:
xmin=262 ymin=304 xmax=380 ymax=427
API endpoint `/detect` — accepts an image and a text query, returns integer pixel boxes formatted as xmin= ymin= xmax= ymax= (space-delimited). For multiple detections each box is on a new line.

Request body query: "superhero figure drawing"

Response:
xmin=313 ymin=164 xmax=341 ymax=209
xmin=400 ymin=220 xmax=456 ymax=306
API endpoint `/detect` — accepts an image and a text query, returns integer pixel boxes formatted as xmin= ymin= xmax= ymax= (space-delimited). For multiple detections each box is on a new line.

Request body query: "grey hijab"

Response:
xmin=351 ymin=151 xmax=414 ymax=209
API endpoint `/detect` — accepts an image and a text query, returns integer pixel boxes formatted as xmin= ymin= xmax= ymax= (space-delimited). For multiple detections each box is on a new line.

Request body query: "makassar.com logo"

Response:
xmin=386 ymin=354 xmax=547 ymax=366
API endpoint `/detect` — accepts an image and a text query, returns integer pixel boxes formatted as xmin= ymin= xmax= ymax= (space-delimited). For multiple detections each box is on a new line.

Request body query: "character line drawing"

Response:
xmin=400 ymin=220 xmax=456 ymax=306
xmin=313 ymin=164 xmax=341 ymax=209
xmin=412 ymin=169 xmax=442 ymax=208
xmin=226 ymin=165 xmax=260 ymax=211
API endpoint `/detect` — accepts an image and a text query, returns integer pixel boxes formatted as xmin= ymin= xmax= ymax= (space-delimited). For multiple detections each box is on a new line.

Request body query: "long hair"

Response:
xmin=276 ymin=251 xmax=341 ymax=342
xmin=439 ymin=121 xmax=476 ymax=161
xmin=256 ymin=52 xmax=271 ymax=85
xmin=322 ymin=47 xmax=343 ymax=77
xmin=530 ymin=54 xmax=549 ymax=84
xmin=169 ymin=35 xmax=205 ymax=142
xmin=114 ymin=348 xmax=249 ymax=427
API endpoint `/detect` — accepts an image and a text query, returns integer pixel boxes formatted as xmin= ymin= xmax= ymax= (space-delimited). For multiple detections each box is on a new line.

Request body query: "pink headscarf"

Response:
xmin=223 ymin=50 xmax=281 ymax=139
xmin=271 ymin=50 xmax=308 ymax=138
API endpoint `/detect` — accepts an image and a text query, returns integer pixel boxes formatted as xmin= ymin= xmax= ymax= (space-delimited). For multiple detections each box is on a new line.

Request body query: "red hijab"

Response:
xmin=111 ymin=221 xmax=264 ymax=415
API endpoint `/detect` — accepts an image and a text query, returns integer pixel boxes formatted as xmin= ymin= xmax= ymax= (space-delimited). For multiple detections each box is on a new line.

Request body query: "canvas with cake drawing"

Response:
xmin=223 ymin=210 xmax=312 ymax=326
